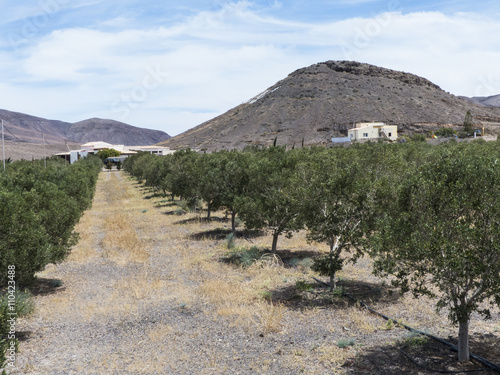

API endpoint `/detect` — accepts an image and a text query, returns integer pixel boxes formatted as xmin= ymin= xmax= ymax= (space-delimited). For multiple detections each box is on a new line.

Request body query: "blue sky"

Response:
xmin=1 ymin=0 xmax=499 ymax=136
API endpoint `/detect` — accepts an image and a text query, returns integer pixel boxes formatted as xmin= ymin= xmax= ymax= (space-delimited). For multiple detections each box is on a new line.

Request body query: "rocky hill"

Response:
xmin=0 ymin=109 xmax=170 ymax=146
xmin=161 ymin=61 xmax=500 ymax=151
xmin=67 ymin=118 xmax=170 ymax=145
xmin=467 ymin=94 xmax=500 ymax=107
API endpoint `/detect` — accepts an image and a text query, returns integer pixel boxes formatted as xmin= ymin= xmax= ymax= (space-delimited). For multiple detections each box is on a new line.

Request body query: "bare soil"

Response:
xmin=14 ymin=171 xmax=500 ymax=374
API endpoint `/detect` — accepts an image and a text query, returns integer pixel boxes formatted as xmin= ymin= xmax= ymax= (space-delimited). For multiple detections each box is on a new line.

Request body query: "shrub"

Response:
xmin=295 ymin=280 xmax=314 ymax=292
xmin=404 ymin=332 xmax=429 ymax=348
xmin=225 ymin=246 xmax=262 ymax=267
xmin=411 ymin=133 xmax=427 ymax=142
xmin=337 ymin=338 xmax=356 ymax=348
xmin=434 ymin=127 xmax=456 ymax=137
xmin=225 ymin=233 xmax=236 ymax=250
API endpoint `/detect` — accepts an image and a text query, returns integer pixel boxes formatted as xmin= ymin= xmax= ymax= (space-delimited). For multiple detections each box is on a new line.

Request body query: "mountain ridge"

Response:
xmin=0 ymin=109 xmax=170 ymax=146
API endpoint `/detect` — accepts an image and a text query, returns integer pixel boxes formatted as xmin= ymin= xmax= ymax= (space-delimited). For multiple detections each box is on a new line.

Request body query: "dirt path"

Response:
xmin=13 ymin=171 xmax=500 ymax=374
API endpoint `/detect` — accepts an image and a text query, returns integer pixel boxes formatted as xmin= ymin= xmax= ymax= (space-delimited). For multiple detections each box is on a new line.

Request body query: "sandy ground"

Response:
xmin=12 ymin=171 xmax=500 ymax=374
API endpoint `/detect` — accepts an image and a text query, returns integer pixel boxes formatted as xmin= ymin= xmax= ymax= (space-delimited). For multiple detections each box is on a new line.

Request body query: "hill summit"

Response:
xmin=162 ymin=61 xmax=500 ymax=150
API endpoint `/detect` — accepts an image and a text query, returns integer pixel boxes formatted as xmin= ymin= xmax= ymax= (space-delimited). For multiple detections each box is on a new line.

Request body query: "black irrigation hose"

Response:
xmin=311 ymin=277 xmax=500 ymax=374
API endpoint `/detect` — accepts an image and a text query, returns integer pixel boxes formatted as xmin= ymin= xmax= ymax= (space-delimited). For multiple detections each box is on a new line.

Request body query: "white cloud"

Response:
xmin=1 ymin=1 xmax=500 ymax=136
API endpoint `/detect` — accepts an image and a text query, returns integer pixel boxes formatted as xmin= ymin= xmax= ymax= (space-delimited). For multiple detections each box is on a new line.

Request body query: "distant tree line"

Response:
xmin=124 ymin=138 xmax=500 ymax=363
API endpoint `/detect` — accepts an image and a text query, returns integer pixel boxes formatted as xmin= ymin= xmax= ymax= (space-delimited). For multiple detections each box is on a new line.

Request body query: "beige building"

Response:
xmin=348 ymin=122 xmax=398 ymax=141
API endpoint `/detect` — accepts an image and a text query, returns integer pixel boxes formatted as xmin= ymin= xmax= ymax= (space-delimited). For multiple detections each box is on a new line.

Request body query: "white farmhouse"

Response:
xmin=348 ymin=122 xmax=398 ymax=141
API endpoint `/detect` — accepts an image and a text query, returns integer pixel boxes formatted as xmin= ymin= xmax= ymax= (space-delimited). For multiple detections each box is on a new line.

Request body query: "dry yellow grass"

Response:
xmin=100 ymin=212 xmax=150 ymax=265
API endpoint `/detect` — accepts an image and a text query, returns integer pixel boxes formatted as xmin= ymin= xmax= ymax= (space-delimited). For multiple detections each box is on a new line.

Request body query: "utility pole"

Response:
xmin=1 ymin=120 xmax=4 ymax=171
xmin=43 ymin=133 xmax=46 ymax=168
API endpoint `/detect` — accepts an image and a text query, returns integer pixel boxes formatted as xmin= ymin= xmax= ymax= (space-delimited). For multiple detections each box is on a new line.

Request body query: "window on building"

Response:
xmin=363 ymin=133 xmax=368 ymax=137
xmin=388 ymin=133 xmax=392 ymax=137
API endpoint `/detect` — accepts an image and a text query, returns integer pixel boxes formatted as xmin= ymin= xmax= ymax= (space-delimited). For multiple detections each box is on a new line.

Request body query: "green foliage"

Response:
xmin=298 ymin=145 xmax=377 ymax=289
xmin=337 ymin=338 xmax=356 ymax=348
xmin=295 ymin=280 xmax=314 ymax=292
xmin=96 ymin=148 xmax=120 ymax=161
xmin=225 ymin=246 xmax=262 ymax=267
xmin=404 ymin=332 xmax=429 ymax=348
xmin=259 ymin=290 xmax=273 ymax=301
xmin=385 ymin=319 xmax=395 ymax=330
xmin=311 ymin=254 xmax=344 ymax=279
xmin=371 ymin=143 xmax=500 ymax=361
xmin=225 ymin=232 xmax=236 ymax=250
xmin=207 ymin=150 xmax=250 ymax=230
xmin=235 ymin=146 xmax=303 ymax=252
xmin=434 ymin=127 xmax=456 ymax=137
xmin=0 ymin=157 xmax=101 ymax=287
xmin=463 ymin=110 xmax=474 ymax=135
xmin=411 ymin=133 xmax=427 ymax=142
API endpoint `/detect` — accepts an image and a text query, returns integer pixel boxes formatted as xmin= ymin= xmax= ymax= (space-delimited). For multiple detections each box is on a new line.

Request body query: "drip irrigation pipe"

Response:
xmin=311 ymin=277 xmax=500 ymax=374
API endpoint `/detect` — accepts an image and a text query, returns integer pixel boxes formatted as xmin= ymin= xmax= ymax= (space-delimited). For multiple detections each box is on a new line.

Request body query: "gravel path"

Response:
xmin=12 ymin=171 xmax=500 ymax=375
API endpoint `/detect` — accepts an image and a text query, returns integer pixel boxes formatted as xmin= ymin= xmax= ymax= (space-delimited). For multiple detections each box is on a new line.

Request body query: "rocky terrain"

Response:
xmin=161 ymin=61 xmax=500 ymax=151
xmin=467 ymin=94 xmax=500 ymax=107
xmin=0 ymin=109 xmax=170 ymax=146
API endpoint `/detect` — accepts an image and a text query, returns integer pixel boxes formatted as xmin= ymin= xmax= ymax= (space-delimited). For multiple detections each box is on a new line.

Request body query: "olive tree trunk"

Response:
xmin=271 ymin=231 xmax=279 ymax=253
xmin=458 ymin=319 xmax=470 ymax=362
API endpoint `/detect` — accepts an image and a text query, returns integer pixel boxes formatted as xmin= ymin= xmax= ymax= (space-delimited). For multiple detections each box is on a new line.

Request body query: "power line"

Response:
xmin=0 ymin=120 xmax=23 ymax=142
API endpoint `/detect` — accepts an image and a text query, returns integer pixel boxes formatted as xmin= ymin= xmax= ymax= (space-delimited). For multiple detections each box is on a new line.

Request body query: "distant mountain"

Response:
xmin=0 ymin=109 xmax=72 ymax=144
xmin=0 ymin=109 xmax=170 ymax=146
xmin=161 ymin=61 xmax=500 ymax=151
xmin=466 ymin=94 xmax=500 ymax=107
xmin=67 ymin=118 xmax=170 ymax=145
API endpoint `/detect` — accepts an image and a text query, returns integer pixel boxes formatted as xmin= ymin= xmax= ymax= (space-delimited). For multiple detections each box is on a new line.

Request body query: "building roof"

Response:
xmin=81 ymin=141 xmax=113 ymax=148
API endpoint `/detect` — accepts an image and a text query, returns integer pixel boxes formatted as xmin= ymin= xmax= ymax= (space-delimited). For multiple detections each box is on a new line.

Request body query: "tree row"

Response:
xmin=124 ymin=139 xmax=500 ymax=362
xmin=0 ymin=156 xmax=102 ymax=287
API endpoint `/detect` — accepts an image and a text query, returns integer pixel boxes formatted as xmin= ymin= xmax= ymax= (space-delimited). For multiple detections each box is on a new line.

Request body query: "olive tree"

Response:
xmin=371 ymin=145 xmax=500 ymax=362
xmin=299 ymin=147 xmax=375 ymax=290
xmin=207 ymin=150 xmax=249 ymax=230
xmin=236 ymin=146 xmax=302 ymax=252
xmin=96 ymin=148 xmax=121 ymax=162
